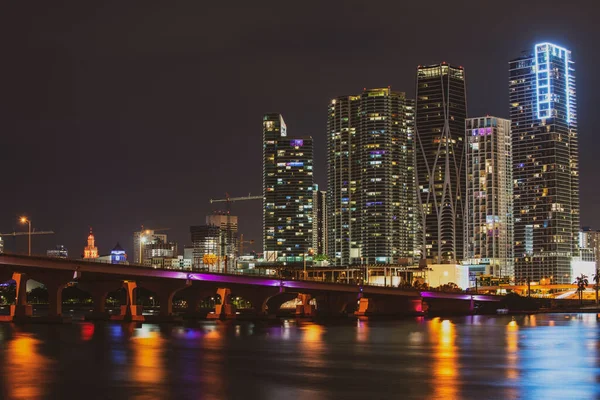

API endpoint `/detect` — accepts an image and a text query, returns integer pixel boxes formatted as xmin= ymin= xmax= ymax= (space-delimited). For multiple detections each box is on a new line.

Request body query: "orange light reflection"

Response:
xmin=4 ymin=333 xmax=54 ymax=399
xmin=430 ymin=318 xmax=458 ymax=399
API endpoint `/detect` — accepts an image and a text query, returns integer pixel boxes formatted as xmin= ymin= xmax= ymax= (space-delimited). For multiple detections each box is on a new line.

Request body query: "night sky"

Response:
xmin=0 ymin=1 xmax=597 ymax=257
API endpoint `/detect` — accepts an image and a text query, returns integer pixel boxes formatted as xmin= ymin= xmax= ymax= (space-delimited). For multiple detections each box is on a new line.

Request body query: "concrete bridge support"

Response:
xmin=110 ymin=281 xmax=143 ymax=322
xmin=208 ymin=288 xmax=237 ymax=319
xmin=295 ymin=293 xmax=316 ymax=317
xmin=10 ymin=272 xmax=32 ymax=319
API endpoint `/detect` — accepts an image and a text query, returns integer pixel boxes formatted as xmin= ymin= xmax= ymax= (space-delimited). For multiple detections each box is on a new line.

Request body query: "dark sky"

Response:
xmin=0 ymin=1 xmax=597 ymax=257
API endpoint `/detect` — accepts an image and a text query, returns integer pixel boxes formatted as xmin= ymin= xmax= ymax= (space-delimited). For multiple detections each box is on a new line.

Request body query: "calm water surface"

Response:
xmin=0 ymin=313 xmax=599 ymax=400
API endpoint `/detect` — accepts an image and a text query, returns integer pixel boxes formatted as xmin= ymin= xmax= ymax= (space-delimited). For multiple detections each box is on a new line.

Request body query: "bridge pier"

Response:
xmin=9 ymin=272 xmax=32 ymax=321
xmin=208 ymin=288 xmax=237 ymax=319
xmin=111 ymin=281 xmax=143 ymax=322
xmin=295 ymin=293 xmax=316 ymax=317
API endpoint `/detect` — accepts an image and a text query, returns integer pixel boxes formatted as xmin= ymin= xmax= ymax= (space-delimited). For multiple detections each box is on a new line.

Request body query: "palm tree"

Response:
xmin=574 ymin=273 xmax=589 ymax=306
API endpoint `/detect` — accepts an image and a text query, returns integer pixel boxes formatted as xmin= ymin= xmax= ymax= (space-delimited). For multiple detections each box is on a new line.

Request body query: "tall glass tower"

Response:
xmin=263 ymin=114 xmax=314 ymax=263
xmin=415 ymin=63 xmax=467 ymax=264
xmin=327 ymin=88 xmax=415 ymax=266
xmin=509 ymin=43 xmax=579 ymax=284
xmin=465 ymin=117 xmax=514 ymax=279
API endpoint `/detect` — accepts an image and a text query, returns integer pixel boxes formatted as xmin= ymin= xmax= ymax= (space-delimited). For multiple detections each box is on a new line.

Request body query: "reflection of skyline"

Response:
xmin=429 ymin=318 xmax=458 ymax=399
xmin=131 ymin=325 xmax=166 ymax=399
xmin=4 ymin=332 xmax=54 ymax=399
xmin=506 ymin=320 xmax=519 ymax=386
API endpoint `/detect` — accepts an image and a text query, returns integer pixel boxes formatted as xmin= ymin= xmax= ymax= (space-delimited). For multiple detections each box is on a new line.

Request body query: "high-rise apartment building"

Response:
xmin=263 ymin=114 xmax=314 ymax=263
xmin=465 ymin=117 xmax=514 ymax=278
xmin=415 ymin=63 xmax=467 ymax=263
xmin=327 ymin=88 xmax=415 ymax=265
xmin=509 ymin=43 xmax=579 ymax=284
xmin=312 ymin=187 xmax=327 ymax=256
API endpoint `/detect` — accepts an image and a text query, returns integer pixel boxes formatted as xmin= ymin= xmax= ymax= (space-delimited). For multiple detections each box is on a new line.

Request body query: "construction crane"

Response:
xmin=209 ymin=193 xmax=262 ymax=273
xmin=0 ymin=230 xmax=55 ymax=254
xmin=238 ymin=233 xmax=255 ymax=256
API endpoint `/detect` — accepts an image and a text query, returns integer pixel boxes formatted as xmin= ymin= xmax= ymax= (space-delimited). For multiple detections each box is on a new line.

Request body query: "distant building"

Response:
xmin=133 ymin=229 xmax=168 ymax=264
xmin=110 ymin=242 xmax=127 ymax=264
xmin=206 ymin=212 xmax=238 ymax=270
xmin=263 ymin=113 xmax=314 ymax=263
xmin=190 ymin=225 xmax=221 ymax=269
xmin=142 ymin=237 xmax=177 ymax=267
xmin=183 ymin=245 xmax=194 ymax=263
xmin=147 ymin=255 xmax=192 ymax=270
xmin=465 ymin=117 xmax=514 ymax=279
xmin=510 ymin=43 xmax=579 ymax=284
xmin=0 ymin=236 xmax=4 ymax=254
xmin=47 ymin=245 xmax=68 ymax=259
xmin=83 ymin=228 xmax=99 ymax=259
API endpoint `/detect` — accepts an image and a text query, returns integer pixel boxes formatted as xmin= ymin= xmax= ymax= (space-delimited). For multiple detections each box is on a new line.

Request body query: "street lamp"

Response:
xmin=139 ymin=230 xmax=150 ymax=265
xmin=20 ymin=216 xmax=31 ymax=256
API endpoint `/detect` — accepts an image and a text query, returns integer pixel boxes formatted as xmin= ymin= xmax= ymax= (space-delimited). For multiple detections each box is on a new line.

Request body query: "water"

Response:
xmin=0 ymin=314 xmax=599 ymax=400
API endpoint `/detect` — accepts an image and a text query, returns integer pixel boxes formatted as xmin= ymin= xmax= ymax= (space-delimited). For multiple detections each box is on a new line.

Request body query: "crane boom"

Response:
xmin=210 ymin=195 xmax=262 ymax=203
xmin=0 ymin=231 xmax=54 ymax=236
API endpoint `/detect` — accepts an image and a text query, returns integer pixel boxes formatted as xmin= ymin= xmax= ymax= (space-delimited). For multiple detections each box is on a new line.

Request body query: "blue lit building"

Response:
xmin=509 ymin=42 xmax=579 ymax=284
xmin=110 ymin=242 xmax=127 ymax=264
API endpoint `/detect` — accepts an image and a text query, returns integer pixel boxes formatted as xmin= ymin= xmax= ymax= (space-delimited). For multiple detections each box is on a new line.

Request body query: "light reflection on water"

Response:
xmin=0 ymin=314 xmax=597 ymax=399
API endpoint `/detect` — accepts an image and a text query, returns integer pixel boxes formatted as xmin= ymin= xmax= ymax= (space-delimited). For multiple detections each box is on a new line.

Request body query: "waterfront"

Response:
xmin=0 ymin=314 xmax=598 ymax=399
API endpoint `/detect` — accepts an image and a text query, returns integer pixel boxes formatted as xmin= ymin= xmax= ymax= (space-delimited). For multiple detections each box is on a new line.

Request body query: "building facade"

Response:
xmin=133 ymin=230 xmax=168 ymax=265
xmin=206 ymin=213 xmax=238 ymax=269
xmin=47 ymin=245 xmax=68 ymax=259
xmin=327 ymin=88 xmax=415 ymax=266
xmin=465 ymin=117 xmax=514 ymax=279
xmin=190 ymin=224 xmax=221 ymax=269
xmin=509 ymin=43 xmax=579 ymax=284
xmin=312 ymin=187 xmax=327 ymax=256
xmin=263 ymin=113 xmax=314 ymax=263
xmin=83 ymin=228 xmax=99 ymax=259
xmin=415 ymin=64 xmax=467 ymax=263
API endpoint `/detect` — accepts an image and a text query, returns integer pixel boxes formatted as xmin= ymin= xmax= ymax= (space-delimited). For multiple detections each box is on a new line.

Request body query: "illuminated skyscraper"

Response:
xmin=465 ymin=117 xmax=513 ymax=279
xmin=263 ymin=114 xmax=314 ymax=263
xmin=509 ymin=43 xmax=579 ymax=284
xmin=327 ymin=88 xmax=415 ymax=265
xmin=83 ymin=228 xmax=98 ymax=259
xmin=312 ymin=187 xmax=327 ymax=256
xmin=415 ymin=64 xmax=467 ymax=263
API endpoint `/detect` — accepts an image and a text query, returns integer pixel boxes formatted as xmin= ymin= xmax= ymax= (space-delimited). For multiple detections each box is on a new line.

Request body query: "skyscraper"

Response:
xmin=465 ymin=117 xmax=514 ymax=279
xmin=263 ymin=114 xmax=314 ymax=263
xmin=327 ymin=88 xmax=415 ymax=265
xmin=509 ymin=43 xmax=579 ymax=284
xmin=312 ymin=187 xmax=327 ymax=256
xmin=415 ymin=63 xmax=467 ymax=263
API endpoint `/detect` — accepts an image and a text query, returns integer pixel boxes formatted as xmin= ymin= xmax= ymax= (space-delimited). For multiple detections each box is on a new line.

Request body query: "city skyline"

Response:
xmin=1 ymin=3 xmax=598 ymax=258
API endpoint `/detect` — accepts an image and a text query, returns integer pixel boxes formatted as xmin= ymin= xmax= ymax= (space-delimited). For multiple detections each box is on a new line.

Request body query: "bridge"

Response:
xmin=0 ymin=253 xmax=501 ymax=322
